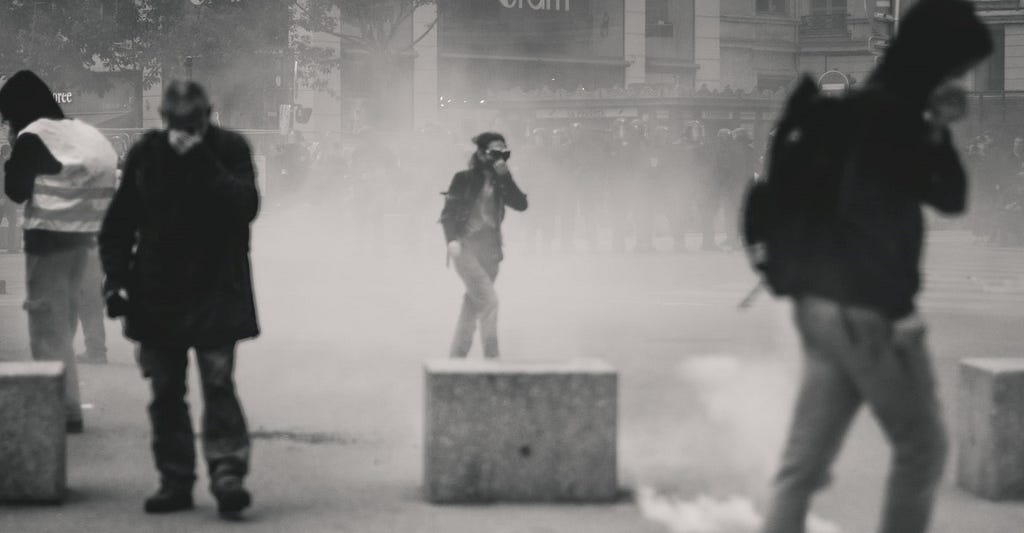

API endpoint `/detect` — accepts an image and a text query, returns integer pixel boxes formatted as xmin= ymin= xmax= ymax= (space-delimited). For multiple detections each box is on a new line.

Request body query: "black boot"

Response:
xmin=144 ymin=485 xmax=194 ymax=514
xmin=212 ymin=476 xmax=251 ymax=519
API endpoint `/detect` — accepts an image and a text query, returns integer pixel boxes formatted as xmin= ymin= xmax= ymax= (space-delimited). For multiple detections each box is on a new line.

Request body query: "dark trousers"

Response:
xmin=698 ymin=190 xmax=721 ymax=248
xmin=142 ymin=343 xmax=250 ymax=490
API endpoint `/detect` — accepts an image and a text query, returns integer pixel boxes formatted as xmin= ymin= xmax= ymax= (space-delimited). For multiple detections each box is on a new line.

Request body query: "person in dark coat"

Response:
xmin=759 ymin=2 xmax=993 ymax=533
xmin=440 ymin=132 xmax=527 ymax=358
xmin=99 ymin=80 xmax=259 ymax=518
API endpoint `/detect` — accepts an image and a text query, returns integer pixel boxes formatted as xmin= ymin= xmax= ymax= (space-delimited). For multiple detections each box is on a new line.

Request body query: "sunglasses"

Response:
xmin=486 ymin=149 xmax=511 ymax=161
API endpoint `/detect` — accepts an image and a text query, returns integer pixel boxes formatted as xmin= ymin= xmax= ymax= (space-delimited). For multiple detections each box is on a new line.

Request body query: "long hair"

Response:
xmin=468 ymin=131 xmax=506 ymax=170
xmin=0 ymin=71 xmax=65 ymax=134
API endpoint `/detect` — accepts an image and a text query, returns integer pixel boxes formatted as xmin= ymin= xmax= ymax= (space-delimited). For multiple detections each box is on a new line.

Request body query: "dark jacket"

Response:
xmin=99 ymin=126 xmax=260 ymax=347
xmin=439 ymin=164 xmax=527 ymax=258
xmin=796 ymin=0 xmax=991 ymax=319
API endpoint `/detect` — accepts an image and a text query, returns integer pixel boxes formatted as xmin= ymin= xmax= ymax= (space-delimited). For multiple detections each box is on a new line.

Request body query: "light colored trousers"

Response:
xmin=762 ymin=296 xmax=947 ymax=533
xmin=73 ymin=246 xmax=106 ymax=356
xmin=449 ymin=241 xmax=500 ymax=359
xmin=24 ymin=246 xmax=90 ymax=423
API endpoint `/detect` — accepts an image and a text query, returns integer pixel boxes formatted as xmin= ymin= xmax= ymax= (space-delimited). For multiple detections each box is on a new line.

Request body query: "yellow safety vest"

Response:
xmin=20 ymin=118 xmax=117 ymax=233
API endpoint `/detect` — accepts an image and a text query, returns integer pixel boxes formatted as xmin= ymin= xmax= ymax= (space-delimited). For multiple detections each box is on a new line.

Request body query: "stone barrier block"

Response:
xmin=0 ymin=362 xmax=66 ymax=503
xmin=957 ymin=358 xmax=1024 ymax=500
xmin=424 ymin=358 xmax=617 ymax=503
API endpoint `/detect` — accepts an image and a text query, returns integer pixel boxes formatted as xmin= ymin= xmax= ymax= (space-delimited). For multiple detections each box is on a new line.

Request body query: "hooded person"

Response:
xmin=759 ymin=1 xmax=992 ymax=532
xmin=0 ymin=70 xmax=118 ymax=434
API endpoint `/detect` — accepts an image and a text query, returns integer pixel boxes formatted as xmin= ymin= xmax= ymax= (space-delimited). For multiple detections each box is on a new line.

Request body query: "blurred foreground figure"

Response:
xmin=99 ymin=81 xmax=259 ymax=518
xmin=0 ymin=70 xmax=117 ymax=433
xmin=755 ymin=2 xmax=992 ymax=533
xmin=441 ymin=132 xmax=527 ymax=358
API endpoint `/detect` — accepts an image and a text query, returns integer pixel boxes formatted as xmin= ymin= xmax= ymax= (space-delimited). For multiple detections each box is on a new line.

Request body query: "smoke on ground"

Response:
xmin=638 ymin=487 xmax=842 ymax=533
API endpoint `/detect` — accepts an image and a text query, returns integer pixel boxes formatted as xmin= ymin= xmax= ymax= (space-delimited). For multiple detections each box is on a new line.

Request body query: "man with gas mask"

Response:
xmin=99 ymin=80 xmax=259 ymax=518
xmin=440 ymin=132 xmax=528 ymax=359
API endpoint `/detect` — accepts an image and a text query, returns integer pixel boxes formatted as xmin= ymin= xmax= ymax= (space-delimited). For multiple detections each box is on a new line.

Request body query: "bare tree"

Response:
xmin=292 ymin=0 xmax=444 ymax=128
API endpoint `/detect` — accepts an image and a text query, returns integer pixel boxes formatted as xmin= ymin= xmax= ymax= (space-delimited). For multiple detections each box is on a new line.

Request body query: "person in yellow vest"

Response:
xmin=0 ymin=70 xmax=118 ymax=433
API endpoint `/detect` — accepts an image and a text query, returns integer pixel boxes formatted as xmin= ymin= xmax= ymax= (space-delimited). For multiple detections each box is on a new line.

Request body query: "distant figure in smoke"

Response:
xmin=441 ymin=132 xmax=528 ymax=358
xmin=73 ymin=244 xmax=108 ymax=364
xmin=0 ymin=142 xmax=23 ymax=253
xmin=760 ymin=2 xmax=992 ymax=533
xmin=99 ymin=81 xmax=259 ymax=518
xmin=0 ymin=70 xmax=118 ymax=434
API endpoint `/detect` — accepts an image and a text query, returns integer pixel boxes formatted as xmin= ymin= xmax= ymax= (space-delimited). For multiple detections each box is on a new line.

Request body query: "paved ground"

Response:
xmin=2 ymin=213 xmax=1024 ymax=532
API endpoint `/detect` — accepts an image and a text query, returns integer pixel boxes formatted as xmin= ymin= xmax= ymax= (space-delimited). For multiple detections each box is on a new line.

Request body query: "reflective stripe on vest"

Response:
xmin=20 ymin=119 xmax=117 ymax=233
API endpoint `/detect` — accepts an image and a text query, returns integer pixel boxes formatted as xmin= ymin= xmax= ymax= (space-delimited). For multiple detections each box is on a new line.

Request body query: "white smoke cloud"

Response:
xmin=638 ymin=487 xmax=842 ymax=533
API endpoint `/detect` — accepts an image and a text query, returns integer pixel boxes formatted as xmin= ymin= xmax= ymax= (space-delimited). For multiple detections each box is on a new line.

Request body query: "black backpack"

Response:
xmin=741 ymin=75 xmax=859 ymax=299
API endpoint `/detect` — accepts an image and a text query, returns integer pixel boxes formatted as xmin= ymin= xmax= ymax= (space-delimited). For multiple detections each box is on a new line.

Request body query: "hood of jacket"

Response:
xmin=0 ymin=71 xmax=65 ymax=135
xmin=868 ymin=0 xmax=992 ymax=109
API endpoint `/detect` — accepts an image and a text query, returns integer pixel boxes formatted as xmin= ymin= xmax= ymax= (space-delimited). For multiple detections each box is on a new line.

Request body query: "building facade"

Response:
xmin=292 ymin=0 xmax=1010 ymax=139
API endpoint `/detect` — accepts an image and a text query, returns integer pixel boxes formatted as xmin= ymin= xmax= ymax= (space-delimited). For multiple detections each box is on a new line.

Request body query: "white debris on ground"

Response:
xmin=638 ymin=487 xmax=842 ymax=533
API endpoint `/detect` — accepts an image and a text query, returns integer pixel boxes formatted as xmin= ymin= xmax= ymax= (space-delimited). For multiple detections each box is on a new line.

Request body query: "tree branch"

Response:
xmin=402 ymin=14 xmax=437 ymax=52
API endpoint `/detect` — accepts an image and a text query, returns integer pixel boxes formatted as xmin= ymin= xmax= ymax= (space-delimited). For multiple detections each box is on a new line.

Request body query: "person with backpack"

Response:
xmin=748 ymin=2 xmax=993 ymax=532
xmin=440 ymin=132 xmax=527 ymax=359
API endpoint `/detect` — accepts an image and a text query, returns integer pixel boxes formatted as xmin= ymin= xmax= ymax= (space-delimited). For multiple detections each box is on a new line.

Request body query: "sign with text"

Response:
xmin=441 ymin=0 xmax=624 ymax=60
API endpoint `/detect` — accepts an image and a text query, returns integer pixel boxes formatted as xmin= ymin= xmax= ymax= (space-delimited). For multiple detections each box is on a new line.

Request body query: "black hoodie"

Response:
xmin=800 ymin=0 xmax=993 ymax=319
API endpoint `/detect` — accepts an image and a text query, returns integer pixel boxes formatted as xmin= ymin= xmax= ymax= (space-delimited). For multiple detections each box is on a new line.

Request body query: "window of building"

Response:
xmin=646 ymin=0 xmax=674 ymax=38
xmin=810 ymin=0 xmax=847 ymax=14
xmin=975 ymin=25 xmax=1005 ymax=92
xmin=757 ymin=0 xmax=789 ymax=15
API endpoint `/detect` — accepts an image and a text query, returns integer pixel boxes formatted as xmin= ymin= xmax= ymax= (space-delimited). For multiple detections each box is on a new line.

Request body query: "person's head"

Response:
xmin=471 ymin=131 xmax=509 ymax=168
xmin=159 ymin=80 xmax=212 ymax=136
xmin=0 ymin=70 xmax=65 ymax=136
xmin=870 ymin=0 xmax=992 ymax=108
xmin=0 ymin=143 xmax=11 ymax=159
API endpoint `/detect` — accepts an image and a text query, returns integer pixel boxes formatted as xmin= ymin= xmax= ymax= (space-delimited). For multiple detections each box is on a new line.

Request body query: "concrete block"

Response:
xmin=0 ymin=362 xmax=66 ymax=503
xmin=957 ymin=358 xmax=1024 ymax=500
xmin=424 ymin=359 xmax=617 ymax=503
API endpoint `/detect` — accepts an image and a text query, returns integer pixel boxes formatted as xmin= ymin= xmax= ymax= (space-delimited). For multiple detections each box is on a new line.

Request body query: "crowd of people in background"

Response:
xmin=261 ymin=119 xmax=1024 ymax=253
xmin=964 ymin=131 xmax=1024 ymax=245
xmin=264 ymin=118 xmax=766 ymax=254
xmin=5 ymin=119 xmax=1024 ymax=255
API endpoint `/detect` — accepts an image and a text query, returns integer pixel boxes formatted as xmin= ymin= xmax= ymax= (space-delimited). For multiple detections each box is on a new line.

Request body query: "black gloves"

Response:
xmin=104 ymin=286 xmax=129 ymax=318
